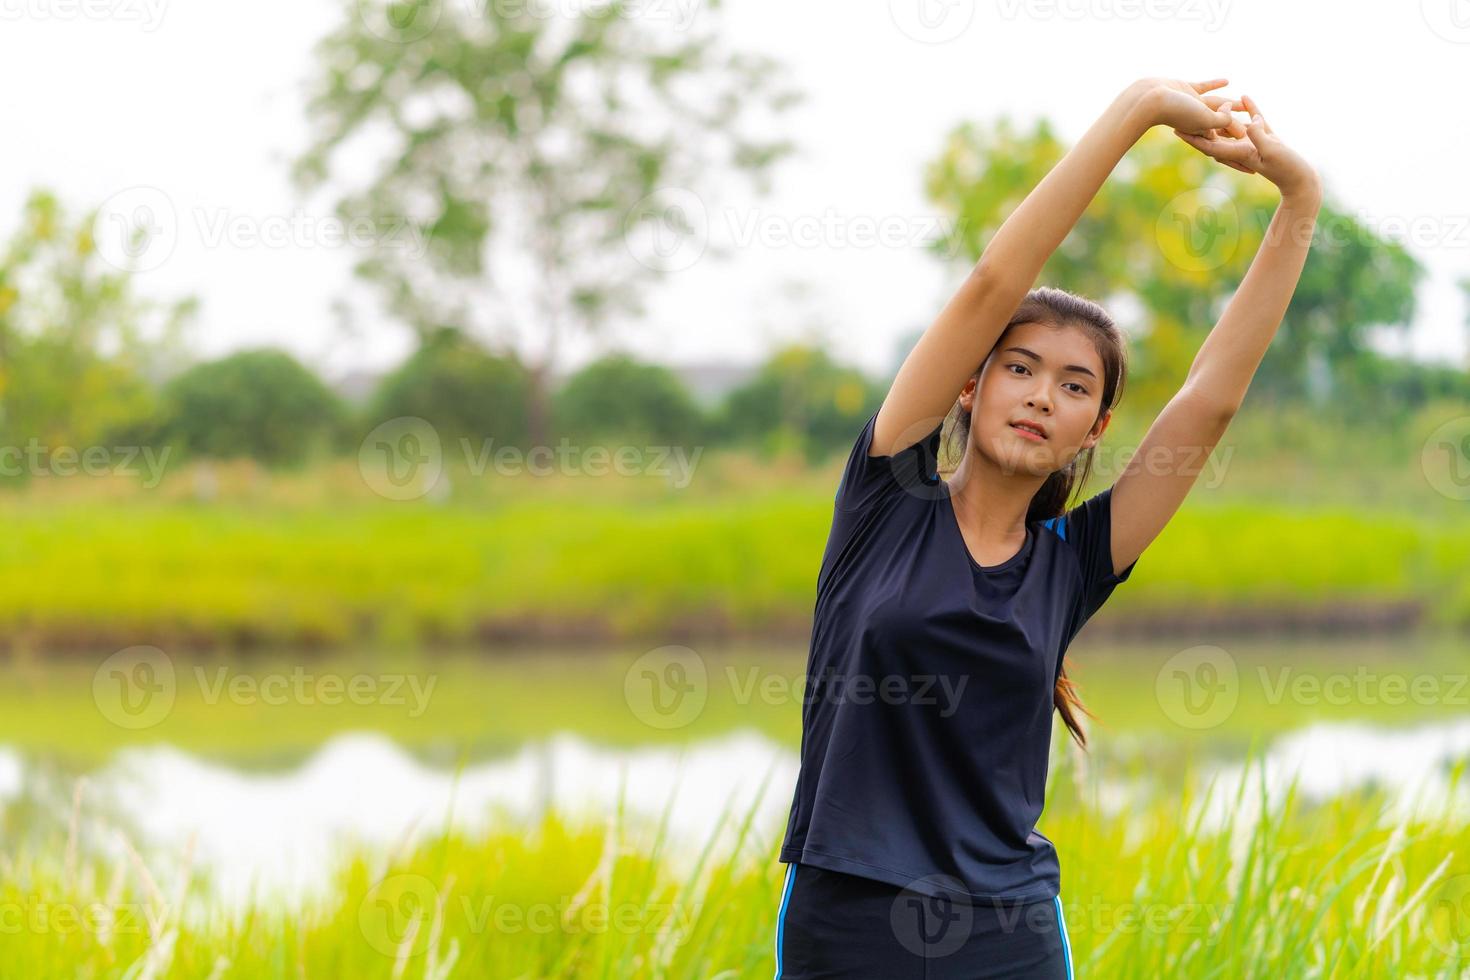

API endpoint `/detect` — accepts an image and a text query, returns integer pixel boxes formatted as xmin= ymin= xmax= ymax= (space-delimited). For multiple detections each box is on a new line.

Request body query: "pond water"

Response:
xmin=5 ymin=717 xmax=1470 ymax=916
xmin=2 ymin=633 xmax=1467 ymax=916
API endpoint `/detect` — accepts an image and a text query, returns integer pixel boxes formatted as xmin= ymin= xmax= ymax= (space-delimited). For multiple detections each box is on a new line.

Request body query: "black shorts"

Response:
xmin=773 ymin=861 xmax=1074 ymax=979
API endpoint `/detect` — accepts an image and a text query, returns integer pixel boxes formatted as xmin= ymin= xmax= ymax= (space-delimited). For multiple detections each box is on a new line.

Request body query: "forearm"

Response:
xmin=975 ymin=83 xmax=1156 ymax=298
xmin=1184 ymin=187 xmax=1324 ymax=411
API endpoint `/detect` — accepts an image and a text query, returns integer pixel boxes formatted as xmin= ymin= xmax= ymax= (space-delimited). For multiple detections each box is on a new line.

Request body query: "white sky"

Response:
xmin=2 ymin=0 xmax=1466 ymax=385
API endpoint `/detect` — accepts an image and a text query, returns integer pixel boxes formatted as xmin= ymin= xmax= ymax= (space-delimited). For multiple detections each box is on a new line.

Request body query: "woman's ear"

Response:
xmin=957 ymin=375 xmax=979 ymax=414
xmin=1082 ymin=409 xmax=1112 ymax=450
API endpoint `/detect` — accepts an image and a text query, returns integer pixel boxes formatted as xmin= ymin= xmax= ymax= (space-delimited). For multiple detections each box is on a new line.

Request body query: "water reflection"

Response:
xmin=3 ymin=714 xmax=1468 ymax=913
xmin=9 ymin=730 xmax=797 ymax=912
xmin=1192 ymin=716 xmax=1470 ymax=832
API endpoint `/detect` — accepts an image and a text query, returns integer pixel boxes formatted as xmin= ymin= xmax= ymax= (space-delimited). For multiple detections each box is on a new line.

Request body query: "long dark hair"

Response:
xmin=939 ymin=286 xmax=1128 ymax=750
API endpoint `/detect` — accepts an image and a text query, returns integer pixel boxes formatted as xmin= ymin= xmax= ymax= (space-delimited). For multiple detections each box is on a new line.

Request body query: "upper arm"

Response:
xmin=870 ymin=265 xmax=1030 ymax=459
xmin=837 ymin=410 xmax=945 ymax=514
xmin=1108 ymin=387 xmax=1236 ymax=576
xmin=1051 ymin=483 xmax=1138 ymax=642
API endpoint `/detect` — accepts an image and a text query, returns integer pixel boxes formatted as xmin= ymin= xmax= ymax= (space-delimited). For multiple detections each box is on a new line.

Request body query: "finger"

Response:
xmin=1190 ymin=78 xmax=1229 ymax=93
xmin=1219 ymin=100 xmax=1247 ymax=139
xmin=1177 ymin=130 xmax=1256 ymax=165
xmin=1245 ymin=112 xmax=1270 ymax=151
xmin=1204 ymin=96 xmax=1236 ymax=132
xmin=1208 ymin=98 xmax=1246 ymax=138
xmin=1240 ymin=94 xmax=1272 ymax=135
xmin=1175 ymin=131 xmax=1257 ymax=174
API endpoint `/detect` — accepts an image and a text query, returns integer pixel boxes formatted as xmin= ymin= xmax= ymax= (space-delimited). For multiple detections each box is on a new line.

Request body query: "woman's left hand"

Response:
xmin=1173 ymin=94 xmax=1321 ymax=199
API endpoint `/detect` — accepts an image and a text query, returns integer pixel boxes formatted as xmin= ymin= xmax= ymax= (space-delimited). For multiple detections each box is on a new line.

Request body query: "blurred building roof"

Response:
xmin=663 ymin=360 xmax=759 ymax=409
xmin=329 ymin=368 xmax=383 ymax=406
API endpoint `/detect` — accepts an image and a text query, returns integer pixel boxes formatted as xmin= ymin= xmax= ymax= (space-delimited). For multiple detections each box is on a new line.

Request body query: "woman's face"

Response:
xmin=959 ymin=320 xmax=1110 ymax=477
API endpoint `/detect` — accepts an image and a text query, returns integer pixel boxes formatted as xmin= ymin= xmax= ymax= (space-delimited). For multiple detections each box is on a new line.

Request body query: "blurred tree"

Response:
xmin=924 ymin=117 xmax=1124 ymax=302
xmin=1460 ymin=274 xmax=1470 ymax=373
xmin=1335 ymin=348 xmax=1470 ymax=423
xmin=292 ymin=0 xmax=800 ymax=447
xmin=159 ymin=349 xmax=345 ymax=465
xmin=367 ymin=326 xmax=530 ymax=449
xmin=1260 ymin=201 xmax=1421 ymax=408
xmin=553 ymin=352 xmax=703 ymax=446
xmin=924 ymin=123 xmax=1422 ymax=410
xmin=0 ymin=190 xmax=195 ymax=459
xmin=715 ymin=344 xmax=882 ymax=462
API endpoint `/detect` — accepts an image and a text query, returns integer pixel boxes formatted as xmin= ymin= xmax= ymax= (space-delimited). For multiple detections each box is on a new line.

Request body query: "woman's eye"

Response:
xmin=1010 ymin=363 xmax=1085 ymax=394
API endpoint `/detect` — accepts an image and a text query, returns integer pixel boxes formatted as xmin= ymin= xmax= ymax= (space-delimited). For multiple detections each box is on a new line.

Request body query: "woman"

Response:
xmin=773 ymin=77 xmax=1320 ymax=978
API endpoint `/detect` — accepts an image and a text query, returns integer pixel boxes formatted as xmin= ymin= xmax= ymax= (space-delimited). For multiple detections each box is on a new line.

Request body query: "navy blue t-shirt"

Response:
xmin=778 ymin=408 xmax=1138 ymax=901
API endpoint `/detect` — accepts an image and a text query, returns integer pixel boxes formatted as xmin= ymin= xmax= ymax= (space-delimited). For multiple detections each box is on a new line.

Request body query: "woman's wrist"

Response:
xmin=1115 ymin=80 xmax=1162 ymax=137
xmin=1279 ymin=175 xmax=1323 ymax=210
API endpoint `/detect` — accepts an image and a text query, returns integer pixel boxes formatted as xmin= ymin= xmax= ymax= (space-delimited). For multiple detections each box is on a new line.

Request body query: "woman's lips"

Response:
xmin=1009 ymin=423 xmax=1046 ymax=442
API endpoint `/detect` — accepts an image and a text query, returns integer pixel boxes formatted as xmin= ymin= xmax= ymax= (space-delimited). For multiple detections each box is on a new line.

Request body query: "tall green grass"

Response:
xmin=4 ymin=397 xmax=1468 ymax=652
xmin=3 ymin=747 xmax=1467 ymax=978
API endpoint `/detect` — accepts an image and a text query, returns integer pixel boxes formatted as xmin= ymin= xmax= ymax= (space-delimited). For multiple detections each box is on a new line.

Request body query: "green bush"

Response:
xmin=365 ymin=327 xmax=530 ymax=448
xmin=713 ymin=344 xmax=883 ymax=461
xmin=158 ymin=348 xmax=344 ymax=466
xmin=553 ymin=352 xmax=705 ymax=446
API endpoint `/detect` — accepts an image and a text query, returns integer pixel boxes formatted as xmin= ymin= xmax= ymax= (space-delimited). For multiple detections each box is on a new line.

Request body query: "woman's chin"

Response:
xmin=982 ymin=439 xmax=1058 ymax=478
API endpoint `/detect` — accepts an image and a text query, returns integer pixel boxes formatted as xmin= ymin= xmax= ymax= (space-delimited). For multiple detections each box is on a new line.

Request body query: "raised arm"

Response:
xmin=1110 ymin=93 xmax=1323 ymax=576
xmin=871 ymin=77 xmax=1237 ymax=458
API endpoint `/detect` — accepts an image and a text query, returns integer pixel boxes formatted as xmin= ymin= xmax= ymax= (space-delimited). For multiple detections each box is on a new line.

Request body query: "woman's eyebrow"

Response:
xmin=1002 ymin=346 xmax=1098 ymax=380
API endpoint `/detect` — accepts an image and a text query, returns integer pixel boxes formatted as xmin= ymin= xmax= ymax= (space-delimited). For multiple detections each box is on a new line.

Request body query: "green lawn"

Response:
xmin=1 ymin=453 xmax=1466 ymax=656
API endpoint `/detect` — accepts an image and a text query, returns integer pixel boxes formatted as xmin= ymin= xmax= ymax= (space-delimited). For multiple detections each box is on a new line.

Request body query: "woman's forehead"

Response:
xmin=994 ymin=321 xmax=1103 ymax=368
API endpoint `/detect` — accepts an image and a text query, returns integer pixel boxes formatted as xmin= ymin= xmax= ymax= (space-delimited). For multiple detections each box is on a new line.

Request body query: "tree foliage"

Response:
xmin=159 ymin=349 xmax=345 ymax=465
xmin=293 ymin=0 xmax=800 ymax=442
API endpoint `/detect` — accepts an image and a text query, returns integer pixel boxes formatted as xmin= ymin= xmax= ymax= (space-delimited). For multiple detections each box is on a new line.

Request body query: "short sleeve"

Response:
xmin=833 ymin=410 xmax=945 ymax=513
xmin=1048 ymin=484 xmax=1138 ymax=641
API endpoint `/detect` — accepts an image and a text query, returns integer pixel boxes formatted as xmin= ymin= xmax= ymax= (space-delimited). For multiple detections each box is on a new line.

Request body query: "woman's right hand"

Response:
xmin=1173 ymin=93 xmax=1322 ymax=199
xmin=1129 ymin=77 xmax=1240 ymax=138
